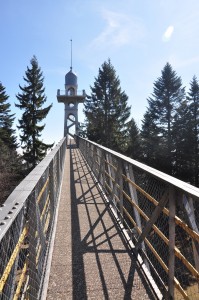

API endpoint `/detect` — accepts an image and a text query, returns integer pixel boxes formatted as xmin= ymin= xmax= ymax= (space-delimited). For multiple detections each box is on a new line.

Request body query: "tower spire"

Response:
xmin=70 ymin=39 xmax=73 ymax=71
xmin=57 ymin=46 xmax=86 ymax=141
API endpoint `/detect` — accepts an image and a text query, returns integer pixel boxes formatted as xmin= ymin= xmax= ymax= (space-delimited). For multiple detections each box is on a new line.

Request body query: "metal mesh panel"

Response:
xmin=77 ymin=135 xmax=199 ymax=300
xmin=0 ymin=138 xmax=66 ymax=299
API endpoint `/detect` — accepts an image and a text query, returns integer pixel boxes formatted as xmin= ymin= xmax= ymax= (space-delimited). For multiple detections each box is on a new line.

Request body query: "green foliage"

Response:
xmin=125 ymin=118 xmax=142 ymax=160
xmin=0 ymin=137 xmax=23 ymax=205
xmin=84 ymin=59 xmax=131 ymax=153
xmin=78 ymin=122 xmax=87 ymax=138
xmin=141 ymin=63 xmax=185 ymax=175
xmin=16 ymin=56 xmax=54 ymax=170
xmin=0 ymin=82 xmax=17 ymax=149
xmin=186 ymin=76 xmax=199 ymax=186
xmin=172 ymin=100 xmax=194 ymax=182
xmin=141 ymin=110 xmax=162 ymax=168
xmin=0 ymin=83 xmax=23 ymax=204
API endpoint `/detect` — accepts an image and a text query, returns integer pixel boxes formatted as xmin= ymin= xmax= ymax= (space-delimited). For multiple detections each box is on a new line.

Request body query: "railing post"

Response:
xmin=107 ymin=156 xmax=123 ymax=222
xmin=57 ymin=150 xmax=61 ymax=188
xmin=125 ymin=163 xmax=142 ymax=231
xmin=8 ymin=212 xmax=25 ymax=299
xmin=97 ymin=148 xmax=105 ymax=186
xmin=183 ymin=195 xmax=199 ymax=275
xmin=118 ymin=159 xmax=124 ymax=223
xmin=106 ymin=153 xmax=117 ymax=213
xmin=93 ymin=145 xmax=99 ymax=178
xmin=106 ymin=153 xmax=113 ymax=191
xmin=125 ymin=163 xmax=150 ymax=270
xmin=90 ymin=144 xmax=95 ymax=174
xmin=168 ymin=186 xmax=176 ymax=299
xmin=28 ymin=192 xmax=40 ymax=299
xmin=49 ymin=159 xmax=56 ymax=229
xmin=110 ymin=157 xmax=123 ymax=222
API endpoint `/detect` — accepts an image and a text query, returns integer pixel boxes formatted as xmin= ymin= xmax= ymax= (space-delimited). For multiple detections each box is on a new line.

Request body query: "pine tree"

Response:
xmin=0 ymin=82 xmax=17 ymax=149
xmin=84 ymin=59 xmax=131 ymax=153
xmin=141 ymin=63 xmax=185 ymax=174
xmin=172 ymin=100 xmax=194 ymax=182
xmin=141 ymin=110 xmax=162 ymax=168
xmin=0 ymin=83 xmax=23 ymax=204
xmin=16 ymin=56 xmax=54 ymax=170
xmin=187 ymin=76 xmax=199 ymax=186
xmin=0 ymin=136 xmax=23 ymax=203
xmin=125 ymin=118 xmax=141 ymax=160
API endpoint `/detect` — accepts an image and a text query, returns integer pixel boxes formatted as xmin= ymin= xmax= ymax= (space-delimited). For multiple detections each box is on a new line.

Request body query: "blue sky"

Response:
xmin=1 ymin=0 xmax=199 ymax=146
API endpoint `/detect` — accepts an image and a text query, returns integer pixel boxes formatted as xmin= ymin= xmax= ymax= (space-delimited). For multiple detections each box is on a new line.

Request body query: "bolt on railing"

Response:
xmin=0 ymin=138 xmax=66 ymax=300
xmin=76 ymin=135 xmax=199 ymax=300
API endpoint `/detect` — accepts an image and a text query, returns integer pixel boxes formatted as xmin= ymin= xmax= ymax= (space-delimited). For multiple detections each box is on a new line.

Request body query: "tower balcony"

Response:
xmin=57 ymin=89 xmax=86 ymax=104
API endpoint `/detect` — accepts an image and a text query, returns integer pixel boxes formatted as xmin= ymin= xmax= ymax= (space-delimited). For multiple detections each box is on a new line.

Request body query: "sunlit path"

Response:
xmin=47 ymin=142 xmax=154 ymax=299
xmin=1 ymin=137 xmax=199 ymax=299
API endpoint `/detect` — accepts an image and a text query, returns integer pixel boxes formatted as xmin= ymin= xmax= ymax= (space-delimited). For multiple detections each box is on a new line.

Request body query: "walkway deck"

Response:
xmin=46 ymin=143 xmax=155 ymax=300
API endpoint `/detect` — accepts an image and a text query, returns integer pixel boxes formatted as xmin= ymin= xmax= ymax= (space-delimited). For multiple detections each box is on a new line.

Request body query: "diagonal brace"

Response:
xmin=135 ymin=190 xmax=169 ymax=250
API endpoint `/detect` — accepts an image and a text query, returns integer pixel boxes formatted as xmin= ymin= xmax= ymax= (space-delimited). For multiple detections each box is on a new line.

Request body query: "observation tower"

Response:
xmin=57 ymin=40 xmax=86 ymax=142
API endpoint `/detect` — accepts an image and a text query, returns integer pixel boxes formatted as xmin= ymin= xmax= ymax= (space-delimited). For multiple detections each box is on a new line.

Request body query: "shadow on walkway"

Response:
xmin=69 ymin=143 xmax=156 ymax=300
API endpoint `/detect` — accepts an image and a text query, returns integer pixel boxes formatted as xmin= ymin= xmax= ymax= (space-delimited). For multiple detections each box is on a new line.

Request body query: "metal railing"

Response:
xmin=0 ymin=138 xmax=66 ymax=300
xmin=77 ymin=136 xmax=199 ymax=300
xmin=57 ymin=89 xmax=86 ymax=97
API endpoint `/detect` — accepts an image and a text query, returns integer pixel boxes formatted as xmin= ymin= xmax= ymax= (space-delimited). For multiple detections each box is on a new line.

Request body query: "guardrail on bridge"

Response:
xmin=0 ymin=138 xmax=66 ymax=299
xmin=77 ymin=135 xmax=199 ymax=300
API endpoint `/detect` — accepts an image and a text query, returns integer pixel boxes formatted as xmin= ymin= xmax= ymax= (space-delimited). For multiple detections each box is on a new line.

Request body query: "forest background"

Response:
xmin=1 ymin=56 xmax=199 ymax=204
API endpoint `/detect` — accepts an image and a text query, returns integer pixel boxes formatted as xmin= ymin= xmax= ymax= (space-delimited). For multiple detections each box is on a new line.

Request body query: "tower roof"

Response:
xmin=65 ymin=69 xmax=77 ymax=86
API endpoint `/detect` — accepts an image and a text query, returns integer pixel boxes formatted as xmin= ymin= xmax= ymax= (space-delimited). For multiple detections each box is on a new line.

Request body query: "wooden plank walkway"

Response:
xmin=46 ymin=143 xmax=156 ymax=300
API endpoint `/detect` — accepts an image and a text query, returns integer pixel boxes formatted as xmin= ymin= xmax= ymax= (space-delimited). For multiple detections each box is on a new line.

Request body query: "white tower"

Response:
xmin=57 ymin=42 xmax=86 ymax=143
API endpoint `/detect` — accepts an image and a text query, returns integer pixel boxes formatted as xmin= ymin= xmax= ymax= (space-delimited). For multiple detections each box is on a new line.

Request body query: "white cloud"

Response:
xmin=90 ymin=9 xmax=145 ymax=49
xmin=162 ymin=25 xmax=174 ymax=42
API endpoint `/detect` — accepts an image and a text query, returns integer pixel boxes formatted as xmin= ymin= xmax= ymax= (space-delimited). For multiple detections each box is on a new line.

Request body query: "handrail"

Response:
xmin=79 ymin=137 xmax=199 ymax=198
xmin=57 ymin=89 xmax=86 ymax=97
xmin=0 ymin=138 xmax=66 ymax=299
xmin=76 ymin=135 xmax=199 ymax=300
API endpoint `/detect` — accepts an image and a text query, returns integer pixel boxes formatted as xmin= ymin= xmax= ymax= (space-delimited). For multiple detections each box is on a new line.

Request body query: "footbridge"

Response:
xmin=1 ymin=136 xmax=199 ymax=299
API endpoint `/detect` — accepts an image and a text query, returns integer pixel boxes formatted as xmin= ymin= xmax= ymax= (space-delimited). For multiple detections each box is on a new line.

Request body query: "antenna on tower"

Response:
xmin=70 ymin=39 xmax=73 ymax=71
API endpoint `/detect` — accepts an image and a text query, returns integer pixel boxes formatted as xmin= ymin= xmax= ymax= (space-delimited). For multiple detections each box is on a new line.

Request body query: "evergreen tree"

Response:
xmin=187 ymin=76 xmax=199 ymax=186
xmin=141 ymin=110 xmax=162 ymax=168
xmin=172 ymin=100 xmax=194 ymax=182
xmin=141 ymin=63 xmax=185 ymax=174
xmin=78 ymin=122 xmax=87 ymax=138
xmin=84 ymin=59 xmax=131 ymax=153
xmin=16 ymin=56 xmax=54 ymax=170
xmin=0 ymin=83 xmax=23 ymax=204
xmin=0 ymin=82 xmax=17 ymax=149
xmin=125 ymin=118 xmax=142 ymax=160
xmin=0 ymin=135 xmax=23 ymax=205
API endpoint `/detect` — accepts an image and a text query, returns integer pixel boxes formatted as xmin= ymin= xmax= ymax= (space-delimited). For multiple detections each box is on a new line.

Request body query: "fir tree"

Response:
xmin=141 ymin=110 xmax=162 ymax=168
xmin=0 ymin=135 xmax=23 ymax=205
xmin=0 ymin=82 xmax=17 ymax=149
xmin=187 ymin=76 xmax=199 ymax=186
xmin=125 ymin=118 xmax=141 ymax=160
xmin=172 ymin=100 xmax=194 ymax=182
xmin=15 ymin=56 xmax=54 ymax=170
xmin=141 ymin=63 xmax=185 ymax=174
xmin=0 ymin=83 xmax=23 ymax=204
xmin=84 ymin=59 xmax=131 ymax=153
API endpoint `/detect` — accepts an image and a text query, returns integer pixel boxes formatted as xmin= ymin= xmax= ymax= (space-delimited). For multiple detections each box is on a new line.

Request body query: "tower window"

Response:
xmin=68 ymin=87 xmax=75 ymax=95
xmin=69 ymin=102 xmax=75 ymax=107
